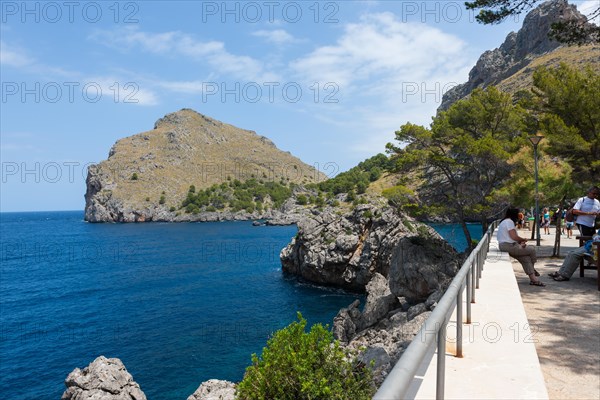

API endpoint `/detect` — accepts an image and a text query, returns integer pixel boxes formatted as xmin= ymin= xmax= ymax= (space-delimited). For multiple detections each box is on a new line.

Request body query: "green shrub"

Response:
xmin=236 ymin=313 xmax=374 ymax=400
xmin=159 ymin=195 xmax=166 ymax=205
xmin=131 ymin=173 xmax=138 ymax=180
xmin=296 ymin=194 xmax=308 ymax=205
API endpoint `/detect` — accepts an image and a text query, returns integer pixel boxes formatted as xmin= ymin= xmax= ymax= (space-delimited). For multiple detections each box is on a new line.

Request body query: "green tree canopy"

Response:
xmin=528 ymin=63 xmax=600 ymax=185
xmin=387 ymin=87 xmax=528 ymax=249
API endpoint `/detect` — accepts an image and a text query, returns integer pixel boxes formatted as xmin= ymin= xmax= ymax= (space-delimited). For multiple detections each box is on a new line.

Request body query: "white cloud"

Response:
xmin=577 ymin=0 xmax=600 ymax=25
xmin=252 ymin=29 xmax=299 ymax=45
xmin=90 ymin=27 xmax=279 ymax=82
xmin=158 ymin=80 xmax=208 ymax=94
xmin=291 ymin=12 xmax=467 ymax=91
xmin=288 ymin=12 xmax=473 ymax=158
xmin=0 ymin=41 xmax=35 ymax=67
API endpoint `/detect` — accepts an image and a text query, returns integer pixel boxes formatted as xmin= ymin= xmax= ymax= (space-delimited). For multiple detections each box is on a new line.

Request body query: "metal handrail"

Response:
xmin=374 ymin=220 xmax=499 ymax=400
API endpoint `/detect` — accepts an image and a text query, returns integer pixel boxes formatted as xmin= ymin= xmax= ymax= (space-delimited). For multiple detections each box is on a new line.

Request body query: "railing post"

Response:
xmin=456 ymin=286 xmax=463 ymax=357
xmin=476 ymin=252 xmax=481 ymax=289
xmin=436 ymin=322 xmax=447 ymax=399
xmin=466 ymin=269 xmax=472 ymax=323
xmin=471 ymin=258 xmax=476 ymax=303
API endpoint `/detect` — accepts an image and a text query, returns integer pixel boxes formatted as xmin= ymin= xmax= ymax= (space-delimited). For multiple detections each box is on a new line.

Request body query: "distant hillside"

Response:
xmin=84 ymin=109 xmax=327 ymax=222
xmin=439 ymin=0 xmax=598 ymax=110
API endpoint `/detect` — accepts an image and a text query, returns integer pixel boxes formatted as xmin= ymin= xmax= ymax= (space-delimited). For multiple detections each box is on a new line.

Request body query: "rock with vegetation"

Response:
xmin=85 ymin=109 xmax=327 ymax=222
xmin=280 ymin=203 xmax=460 ymax=294
xmin=61 ymin=356 xmax=146 ymax=400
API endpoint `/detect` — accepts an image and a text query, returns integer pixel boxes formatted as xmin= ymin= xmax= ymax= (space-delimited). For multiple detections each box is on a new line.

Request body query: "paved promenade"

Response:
xmin=408 ymin=226 xmax=599 ymax=400
xmin=512 ymin=227 xmax=599 ymax=400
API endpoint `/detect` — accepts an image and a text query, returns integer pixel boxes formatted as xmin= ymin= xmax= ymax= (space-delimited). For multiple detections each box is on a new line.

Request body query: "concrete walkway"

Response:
xmin=512 ymin=227 xmax=600 ymax=400
xmin=408 ymin=226 xmax=599 ymax=400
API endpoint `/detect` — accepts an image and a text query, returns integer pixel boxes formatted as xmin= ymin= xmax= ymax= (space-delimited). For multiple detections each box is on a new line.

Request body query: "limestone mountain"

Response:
xmin=439 ymin=0 xmax=599 ymax=110
xmin=84 ymin=109 xmax=327 ymax=222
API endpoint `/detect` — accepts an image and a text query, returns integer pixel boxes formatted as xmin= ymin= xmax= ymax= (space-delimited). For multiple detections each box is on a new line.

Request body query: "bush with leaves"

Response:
xmin=236 ymin=313 xmax=374 ymax=400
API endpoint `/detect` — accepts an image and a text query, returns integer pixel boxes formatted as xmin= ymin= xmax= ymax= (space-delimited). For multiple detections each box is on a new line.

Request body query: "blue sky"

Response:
xmin=1 ymin=1 xmax=596 ymax=212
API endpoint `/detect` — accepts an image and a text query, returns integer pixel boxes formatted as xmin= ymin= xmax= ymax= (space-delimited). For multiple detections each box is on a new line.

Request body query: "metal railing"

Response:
xmin=374 ymin=220 xmax=499 ymax=400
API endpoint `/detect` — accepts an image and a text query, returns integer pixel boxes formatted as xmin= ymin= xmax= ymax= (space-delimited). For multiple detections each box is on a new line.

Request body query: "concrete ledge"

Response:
xmin=408 ymin=232 xmax=549 ymax=400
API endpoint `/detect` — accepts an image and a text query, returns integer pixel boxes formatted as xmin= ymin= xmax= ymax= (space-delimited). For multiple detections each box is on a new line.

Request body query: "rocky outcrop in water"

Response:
xmin=61 ymin=356 xmax=146 ymax=400
xmin=281 ymin=203 xmax=462 ymax=384
xmin=280 ymin=203 xmax=460 ymax=297
xmin=187 ymin=379 xmax=236 ymax=400
xmin=439 ymin=0 xmax=591 ymax=110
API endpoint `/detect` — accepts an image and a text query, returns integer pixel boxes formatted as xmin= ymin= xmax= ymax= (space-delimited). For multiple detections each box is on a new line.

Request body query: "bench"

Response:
xmin=577 ymin=236 xmax=599 ymax=291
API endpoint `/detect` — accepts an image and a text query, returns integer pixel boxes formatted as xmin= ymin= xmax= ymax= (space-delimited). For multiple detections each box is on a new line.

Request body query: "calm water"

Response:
xmin=0 ymin=211 xmax=363 ymax=399
xmin=0 ymin=211 xmax=479 ymax=399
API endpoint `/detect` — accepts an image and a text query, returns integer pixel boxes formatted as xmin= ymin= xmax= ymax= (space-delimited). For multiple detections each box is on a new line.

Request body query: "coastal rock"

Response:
xmin=187 ymin=379 xmax=236 ymax=400
xmin=358 ymin=273 xmax=399 ymax=330
xmin=388 ymin=236 xmax=459 ymax=302
xmin=61 ymin=356 xmax=146 ymax=400
xmin=439 ymin=0 xmax=591 ymax=110
xmin=281 ymin=204 xmax=460 ymax=292
xmin=346 ymin=312 xmax=432 ymax=386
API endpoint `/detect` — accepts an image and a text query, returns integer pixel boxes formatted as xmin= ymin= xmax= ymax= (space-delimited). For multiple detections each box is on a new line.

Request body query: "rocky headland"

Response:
xmin=84 ymin=109 xmax=327 ymax=223
xmin=439 ymin=0 xmax=594 ymax=110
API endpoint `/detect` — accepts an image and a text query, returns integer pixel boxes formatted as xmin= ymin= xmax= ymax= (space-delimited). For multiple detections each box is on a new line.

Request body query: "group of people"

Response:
xmin=498 ymin=186 xmax=600 ymax=287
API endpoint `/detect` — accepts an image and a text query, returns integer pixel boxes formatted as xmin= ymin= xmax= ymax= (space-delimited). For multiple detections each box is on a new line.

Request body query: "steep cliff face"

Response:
xmin=439 ymin=0 xmax=591 ymax=110
xmin=84 ymin=109 xmax=327 ymax=222
xmin=280 ymin=203 xmax=461 ymax=297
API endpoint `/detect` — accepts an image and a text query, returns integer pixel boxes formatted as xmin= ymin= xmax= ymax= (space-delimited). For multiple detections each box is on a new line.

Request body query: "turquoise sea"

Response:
xmin=0 ymin=211 xmax=480 ymax=399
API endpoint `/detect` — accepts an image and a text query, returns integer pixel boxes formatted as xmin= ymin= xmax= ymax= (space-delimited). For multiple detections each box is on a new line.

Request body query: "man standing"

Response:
xmin=573 ymin=186 xmax=600 ymax=236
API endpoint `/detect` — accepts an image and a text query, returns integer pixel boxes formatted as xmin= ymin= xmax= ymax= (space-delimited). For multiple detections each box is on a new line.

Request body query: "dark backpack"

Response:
xmin=565 ymin=207 xmax=576 ymax=222
xmin=565 ymin=197 xmax=584 ymax=222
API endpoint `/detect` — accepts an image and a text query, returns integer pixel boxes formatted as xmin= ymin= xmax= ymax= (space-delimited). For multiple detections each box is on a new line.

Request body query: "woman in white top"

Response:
xmin=497 ymin=208 xmax=544 ymax=286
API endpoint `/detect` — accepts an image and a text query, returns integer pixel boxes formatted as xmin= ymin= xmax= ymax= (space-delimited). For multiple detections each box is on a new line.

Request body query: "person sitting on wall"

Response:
xmin=498 ymin=208 xmax=544 ymax=286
